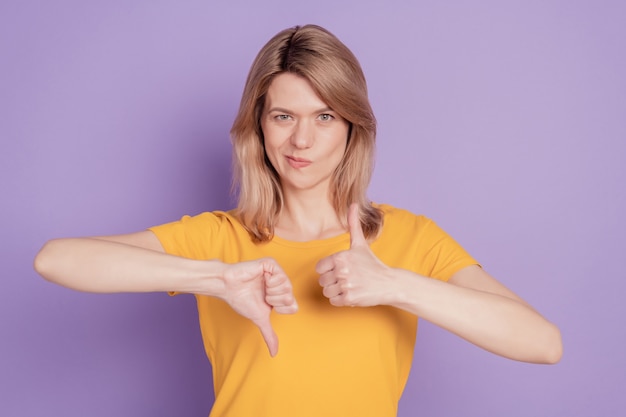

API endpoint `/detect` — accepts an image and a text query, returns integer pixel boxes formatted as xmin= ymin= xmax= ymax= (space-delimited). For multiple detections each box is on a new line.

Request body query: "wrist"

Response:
xmin=177 ymin=259 xmax=227 ymax=296
xmin=384 ymin=268 xmax=426 ymax=312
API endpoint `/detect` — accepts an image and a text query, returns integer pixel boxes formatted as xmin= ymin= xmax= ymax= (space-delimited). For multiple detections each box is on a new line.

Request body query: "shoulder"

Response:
xmin=152 ymin=210 xmax=242 ymax=231
xmin=373 ymin=203 xmax=433 ymax=230
xmin=372 ymin=202 xmax=449 ymax=245
xmin=148 ymin=209 xmax=248 ymax=257
xmin=372 ymin=203 xmax=478 ymax=279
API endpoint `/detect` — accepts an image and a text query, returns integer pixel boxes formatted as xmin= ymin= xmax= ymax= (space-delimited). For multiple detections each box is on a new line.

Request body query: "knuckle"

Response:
xmin=322 ymin=287 xmax=331 ymax=298
xmin=319 ymin=273 xmax=332 ymax=286
xmin=343 ymin=293 xmax=356 ymax=306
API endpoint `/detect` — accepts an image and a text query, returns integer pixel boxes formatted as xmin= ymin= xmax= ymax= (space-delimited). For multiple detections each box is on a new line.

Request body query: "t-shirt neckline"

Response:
xmin=270 ymin=232 xmax=350 ymax=248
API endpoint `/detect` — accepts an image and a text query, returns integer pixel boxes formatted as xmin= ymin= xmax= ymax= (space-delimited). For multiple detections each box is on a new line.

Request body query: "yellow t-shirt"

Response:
xmin=149 ymin=204 xmax=478 ymax=417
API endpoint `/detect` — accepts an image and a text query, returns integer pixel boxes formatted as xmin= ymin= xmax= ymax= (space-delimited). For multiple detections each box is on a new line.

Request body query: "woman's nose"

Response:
xmin=291 ymin=120 xmax=313 ymax=148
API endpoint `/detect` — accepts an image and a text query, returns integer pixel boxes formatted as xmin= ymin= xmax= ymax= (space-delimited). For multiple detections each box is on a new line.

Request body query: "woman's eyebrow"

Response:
xmin=266 ymin=107 xmax=292 ymax=114
xmin=267 ymin=106 xmax=334 ymax=114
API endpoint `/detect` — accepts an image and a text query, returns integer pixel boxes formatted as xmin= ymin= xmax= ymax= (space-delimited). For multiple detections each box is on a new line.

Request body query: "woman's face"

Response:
xmin=261 ymin=72 xmax=350 ymax=196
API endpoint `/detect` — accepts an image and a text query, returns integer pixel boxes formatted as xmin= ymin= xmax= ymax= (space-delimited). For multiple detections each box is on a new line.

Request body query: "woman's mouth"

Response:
xmin=286 ymin=156 xmax=312 ymax=168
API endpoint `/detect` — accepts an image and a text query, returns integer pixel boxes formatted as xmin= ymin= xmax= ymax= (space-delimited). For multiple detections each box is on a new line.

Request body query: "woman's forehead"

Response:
xmin=264 ymin=73 xmax=330 ymax=112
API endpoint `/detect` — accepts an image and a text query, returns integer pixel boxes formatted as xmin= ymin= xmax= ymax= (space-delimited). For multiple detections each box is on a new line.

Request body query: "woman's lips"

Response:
xmin=286 ymin=156 xmax=312 ymax=168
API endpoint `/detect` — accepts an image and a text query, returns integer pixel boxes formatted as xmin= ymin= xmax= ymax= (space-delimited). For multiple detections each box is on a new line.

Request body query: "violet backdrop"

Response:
xmin=1 ymin=1 xmax=624 ymax=416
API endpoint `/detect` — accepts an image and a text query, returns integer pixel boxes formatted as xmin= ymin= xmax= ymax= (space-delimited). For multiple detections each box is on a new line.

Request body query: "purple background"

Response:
xmin=2 ymin=1 xmax=624 ymax=416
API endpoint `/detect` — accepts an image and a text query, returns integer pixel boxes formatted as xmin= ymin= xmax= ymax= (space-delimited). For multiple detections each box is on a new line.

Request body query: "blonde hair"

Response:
xmin=230 ymin=24 xmax=383 ymax=242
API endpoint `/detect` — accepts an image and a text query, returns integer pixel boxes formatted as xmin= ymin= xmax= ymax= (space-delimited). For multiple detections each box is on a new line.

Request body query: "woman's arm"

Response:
xmin=34 ymin=232 xmax=221 ymax=293
xmin=316 ymin=205 xmax=562 ymax=364
xmin=390 ymin=265 xmax=562 ymax=364
xmin=34 ymin=232 xmax=297 ymax=356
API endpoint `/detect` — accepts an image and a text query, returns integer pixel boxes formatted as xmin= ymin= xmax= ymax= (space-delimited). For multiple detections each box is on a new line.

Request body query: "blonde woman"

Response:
xmin=35 ymin=24 xmax=562 ymax=417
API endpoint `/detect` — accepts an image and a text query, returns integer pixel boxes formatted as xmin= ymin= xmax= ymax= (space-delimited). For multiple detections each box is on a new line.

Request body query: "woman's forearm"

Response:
xmin=34 ymin=238 xmax=224 ymax=294
xmin=390 ymin=269 xmax=562 ymax=364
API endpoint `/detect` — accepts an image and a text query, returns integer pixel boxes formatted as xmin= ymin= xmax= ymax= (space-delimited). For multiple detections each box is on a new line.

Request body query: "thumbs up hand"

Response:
xmin=316 ymin=204 xmax=394 ymax=307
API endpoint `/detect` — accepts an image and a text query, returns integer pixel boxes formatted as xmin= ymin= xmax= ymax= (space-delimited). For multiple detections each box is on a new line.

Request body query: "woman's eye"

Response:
xmin=319 ymin=114 xmax=334 ymax=121
xmin=275 ymin=114 xmax=291 ymax=121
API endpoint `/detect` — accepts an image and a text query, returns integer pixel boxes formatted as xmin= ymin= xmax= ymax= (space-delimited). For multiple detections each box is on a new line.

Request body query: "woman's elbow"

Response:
xmin=33 ymin=239 xmax=63 ymax=283
xmin=539 ymin=322 xmax=563 ymax=365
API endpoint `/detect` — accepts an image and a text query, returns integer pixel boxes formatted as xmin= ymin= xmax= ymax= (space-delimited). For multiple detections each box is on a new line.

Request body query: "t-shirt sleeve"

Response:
xmin=148 ymin=213 xmax=223 ymax=296
xmin=148 ymin=212 xmax=221 ymax=260
xmin=416 ymin=218 xmax=480 ymax=282
xmin=374 ymin=205 xmax=480 ymax=283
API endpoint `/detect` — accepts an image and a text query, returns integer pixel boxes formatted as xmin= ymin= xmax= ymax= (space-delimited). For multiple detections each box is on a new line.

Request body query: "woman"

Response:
xmin=34 ymin=24 xmax=562 ymax=417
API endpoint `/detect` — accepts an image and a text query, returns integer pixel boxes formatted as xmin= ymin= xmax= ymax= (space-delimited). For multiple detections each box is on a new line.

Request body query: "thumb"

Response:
xmin=255 ymin=317 xmax=279 ymax=357
xmin=348 ymin=203 xmax=367 ymax=248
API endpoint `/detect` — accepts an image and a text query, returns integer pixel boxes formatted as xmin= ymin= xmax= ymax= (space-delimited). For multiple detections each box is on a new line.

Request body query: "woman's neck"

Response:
xmin=274 ymin=193 xmax=346 ymax=242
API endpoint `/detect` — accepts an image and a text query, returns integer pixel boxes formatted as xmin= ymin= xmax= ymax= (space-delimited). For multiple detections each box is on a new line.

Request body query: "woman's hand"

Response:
xmin=316 ymin=204 xmax=396 ymax=307
xmin=220 ymin=258 xmax=298 ymax=357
